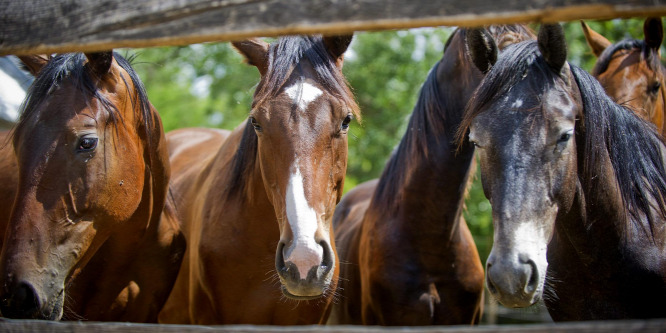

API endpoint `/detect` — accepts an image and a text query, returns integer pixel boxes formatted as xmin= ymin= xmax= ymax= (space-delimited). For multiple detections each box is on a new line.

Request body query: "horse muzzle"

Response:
xmin=275 ymin=239 xmax=335 ymax=299
xmin=485 ymin=251 xmax=542 ymax=308
xmin=0 ymin=281 xmax=64 ymax=320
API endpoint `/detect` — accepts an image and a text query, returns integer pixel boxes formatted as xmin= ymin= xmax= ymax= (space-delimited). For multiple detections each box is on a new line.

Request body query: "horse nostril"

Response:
xmin=1 ymin=282 xmax=41 ymax=319
xmin=524 ymin=259 xmax=539 ymax=293
xmin=319 ymin=240 xmax=334 ymax=274
xmin=485 ymin=262 xmax=499 ymax=294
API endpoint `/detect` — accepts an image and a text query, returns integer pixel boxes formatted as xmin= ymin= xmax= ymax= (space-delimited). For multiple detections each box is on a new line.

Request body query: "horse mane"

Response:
xmin=459 ymin=39 xmax=666 ymax=238
xmin=375 ymin=26 xmax=535 ymax=212
xmin=572 ymin=64 xmax=666 ymax=236
xmin=227 ymin=35 xmax=360 ymax=198
xmin=12 ymin=52 xmax=154 ymax=150
xmin=372 ymin=60 xmax=453 ymax=211
xmin=592 ymin=39 xmax=664 ymax=76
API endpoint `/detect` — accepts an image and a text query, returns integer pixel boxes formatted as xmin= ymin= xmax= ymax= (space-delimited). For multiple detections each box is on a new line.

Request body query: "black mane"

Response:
xmin=372 ymin=60 xmax=455 ymax=211
xmin=572 ymin=64 xmax=666 ymax=235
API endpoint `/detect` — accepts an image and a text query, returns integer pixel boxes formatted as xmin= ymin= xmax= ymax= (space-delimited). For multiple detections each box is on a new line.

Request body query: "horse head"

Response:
xmin=232 ymin=35 xmax=359 ymax=299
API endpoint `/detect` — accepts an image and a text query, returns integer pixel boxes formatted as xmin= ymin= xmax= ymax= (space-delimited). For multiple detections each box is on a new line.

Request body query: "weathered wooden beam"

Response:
xmin=1 ymin=0 xmax=665 ymax=55
xmin=0 ymin=319 xmax=665 ymax=333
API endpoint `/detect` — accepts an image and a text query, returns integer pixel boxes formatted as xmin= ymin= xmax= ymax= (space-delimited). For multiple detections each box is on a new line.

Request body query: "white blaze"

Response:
xmin=512 ymin=222 xmax=549 ymax=279
xmin=284 ymin=81 xmax=323 ymax=111
xmin=285 ymin=160 xmax=323 ymax=280
xmin=511 ymin=99 xmax=524 ymax=109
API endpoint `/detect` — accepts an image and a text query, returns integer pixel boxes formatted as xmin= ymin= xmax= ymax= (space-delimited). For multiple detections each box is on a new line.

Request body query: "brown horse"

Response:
xmin=327 ymin=25 xmax=535 ymax=326
xmin=158 ymin=35 xmax=359 ymax=325
xmin=0 ymin=52 xmax=185 ymax=321
xmin=582 ymin=18 xmax=666 ymax=134
xmin=463 ymin=24 xmax=666 ymax=320
xmin=0 ymin=131 xmax=18 ymax=246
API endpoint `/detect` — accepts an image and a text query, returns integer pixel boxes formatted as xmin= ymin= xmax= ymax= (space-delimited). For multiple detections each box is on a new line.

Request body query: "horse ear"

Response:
xmin=17 ymin=55 xmax=49 ymax=76
xmin=232 ymin=39 xmax=269 ymax=76
xmin=323 ymin=34 xmax=353 ymax=68
xmin=538 ymin=24 xmax=568 ymax=73
xmin=466 ymin=27 xmax=498 ymax=74
xmin=644 ymin=17 xmax=664 ymax=51
xmin=580 ymin=21 xmax=611 ymax=57
xmin=85 ymin=51 xmax=113 ymax=79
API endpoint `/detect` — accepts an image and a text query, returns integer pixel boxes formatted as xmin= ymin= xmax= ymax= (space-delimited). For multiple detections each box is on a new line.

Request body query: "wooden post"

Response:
xmin=2 ymin=0 xmax=666 ymax=55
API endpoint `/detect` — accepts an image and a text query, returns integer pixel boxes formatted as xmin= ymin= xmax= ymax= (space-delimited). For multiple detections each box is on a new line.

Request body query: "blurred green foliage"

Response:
xmin=130 ymin=18 xmax=659 ymax=263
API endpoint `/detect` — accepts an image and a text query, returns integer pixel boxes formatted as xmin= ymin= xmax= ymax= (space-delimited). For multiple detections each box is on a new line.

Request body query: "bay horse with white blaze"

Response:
xmin=582 ymin=18 xmax=666 ymax=135
xmin=462 ymin=23 xmax=666 ymax=320
xmin=158 ymin=35 xmax=359 ymax=324
xmin=0 ymin=52 xmax=185 ymax=321
xmin=327 ymin=25 xmax=534 ymax=326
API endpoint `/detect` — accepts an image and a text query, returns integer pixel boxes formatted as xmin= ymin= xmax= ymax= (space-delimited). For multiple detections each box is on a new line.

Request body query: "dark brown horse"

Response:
xmin=158 ymin=35 xmax=359 ymax=325
xmin=462 ymin=24 xmax=666 ymax=320
xmin=0 ymin=52 xmax=185 ymax=321
xmin=582 ymin=18 xmax=665 ymax=135
xmin=327 ymin=25 xmax=534 ymax=326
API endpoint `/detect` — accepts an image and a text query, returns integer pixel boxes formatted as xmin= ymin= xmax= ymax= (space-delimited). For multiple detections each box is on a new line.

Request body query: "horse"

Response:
xmin=0 ymin=52 xmax=186 ymax=321
xmin=326 ymin=25 xmax=535 ymax=326
xmin=158 ymin=35 xmax=360 ymax=325
xmin=581 ymin=18 xmax=665 ymax=135
xmin=0 ymin=56 xmax=33 ymax=129
xmin=461 ymin=23 xmax=666 ymax=320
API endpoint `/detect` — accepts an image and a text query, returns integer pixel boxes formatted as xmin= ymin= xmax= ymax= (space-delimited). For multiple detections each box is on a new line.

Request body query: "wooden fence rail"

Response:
xmin=1 ymin=0 xmax=666 ymax=55
xmin=0 ymin=319 xmax=665 ymax=333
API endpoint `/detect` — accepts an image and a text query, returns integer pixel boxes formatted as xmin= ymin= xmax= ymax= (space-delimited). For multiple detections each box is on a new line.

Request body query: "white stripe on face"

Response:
xmin=284 ymin=160 xmax=323 ymax=280
xmin=284 ymin=81 xmax=323 ymax=111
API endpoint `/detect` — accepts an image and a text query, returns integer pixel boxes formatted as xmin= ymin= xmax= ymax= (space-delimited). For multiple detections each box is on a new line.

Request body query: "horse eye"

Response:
xmin=649 ymin=81 xmax=662 ymax=94
xmin=250 ymin=117 xmax=262 ymax=131
xmin=77 ymin=137 xmax=98 ymax=152
xmin=341 ymin=114 xmax=353 ymax=131
xmin=557 ymin=131 xmax=572 ymax=144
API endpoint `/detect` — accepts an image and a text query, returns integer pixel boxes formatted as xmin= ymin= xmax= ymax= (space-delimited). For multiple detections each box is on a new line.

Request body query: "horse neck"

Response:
xmin=372 ymin=50 xmax=481 ymax=241
xmin=212 ymin=122 xmax=276 ymax=231
xmin=558 ymin=126 xmax=637 ymax=266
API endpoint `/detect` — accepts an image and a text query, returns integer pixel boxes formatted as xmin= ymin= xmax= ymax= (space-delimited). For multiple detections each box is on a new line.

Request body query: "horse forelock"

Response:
xmin=13 ymin=53 xmax=154 ymax=152
xmin=457 ymin=40 xmax=558 ymax=147
xmin=572 ymin=64 xmax=666 ymax=239
xmin=252 ymin=35 xmax=359 ymax=120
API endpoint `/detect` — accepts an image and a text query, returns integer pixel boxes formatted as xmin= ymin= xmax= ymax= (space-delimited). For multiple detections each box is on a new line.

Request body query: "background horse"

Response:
xmin=581 ymin=18 xmax=665 ymax=135
xmin=462 ymin=24 xmax=666 ymax=320
xmin=158 ymin=35 xmax=359 ymax=325
xmin=0 ymin=56 xmax=33 ymax=129
xmin=327 ymin=25 xmax=534 ymax=326
xmin=0 ymin=52 xmax=185 ymax=321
